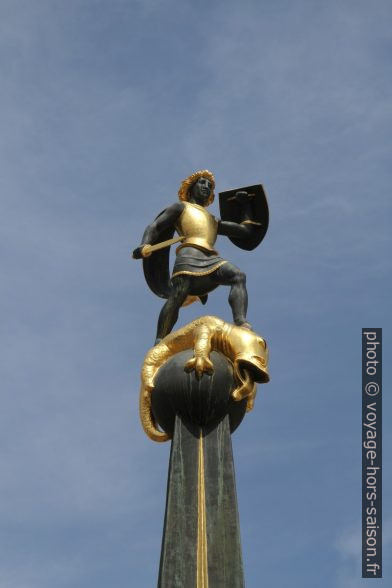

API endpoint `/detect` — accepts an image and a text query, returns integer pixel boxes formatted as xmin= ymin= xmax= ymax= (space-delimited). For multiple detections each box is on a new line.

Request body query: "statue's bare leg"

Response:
xmin=212 ymin=263 xmax=249 ymax=327
xmin=156 ymin=275 xmax=191 ymax=342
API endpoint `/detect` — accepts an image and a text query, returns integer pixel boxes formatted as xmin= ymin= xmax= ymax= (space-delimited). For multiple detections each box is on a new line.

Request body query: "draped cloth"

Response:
xmin=172 ymin=246 xmax=227 ymax=278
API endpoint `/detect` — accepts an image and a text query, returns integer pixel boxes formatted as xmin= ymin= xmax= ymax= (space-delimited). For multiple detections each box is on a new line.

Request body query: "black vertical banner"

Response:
xmin=362 ymin=329 xmax=382 ymax=578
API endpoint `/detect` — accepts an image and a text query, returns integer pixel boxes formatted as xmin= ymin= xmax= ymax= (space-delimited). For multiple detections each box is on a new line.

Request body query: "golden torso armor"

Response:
xmin=175 ymin=202 xmax=218 ymax=253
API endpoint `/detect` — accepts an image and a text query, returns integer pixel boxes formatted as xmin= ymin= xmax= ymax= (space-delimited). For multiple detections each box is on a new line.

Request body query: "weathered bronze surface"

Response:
xmin=157 ymin=415 xmax=245 ymax=587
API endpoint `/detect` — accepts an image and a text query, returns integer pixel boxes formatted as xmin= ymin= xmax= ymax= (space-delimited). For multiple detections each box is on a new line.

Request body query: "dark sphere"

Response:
xmin=151 ymin=350 xmax=247 ymax=437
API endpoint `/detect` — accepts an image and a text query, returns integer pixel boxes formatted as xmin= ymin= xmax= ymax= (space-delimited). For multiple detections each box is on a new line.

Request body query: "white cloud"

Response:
xmin=335 ymin=519 xmax=392 ymax=587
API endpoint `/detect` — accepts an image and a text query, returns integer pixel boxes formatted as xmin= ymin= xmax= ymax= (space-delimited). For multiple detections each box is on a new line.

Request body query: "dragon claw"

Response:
xmin=184 ymin=356 xmax=214 ymax=378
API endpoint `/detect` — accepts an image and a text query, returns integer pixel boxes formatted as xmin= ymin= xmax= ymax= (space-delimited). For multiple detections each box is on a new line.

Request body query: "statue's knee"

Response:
xmin=168 ymin=288 xmax=189 ymax=308
xmin=234 ymin=270 xmax=246 ymax=285
xmin=167 ymin=295 xmax=183 ymax=309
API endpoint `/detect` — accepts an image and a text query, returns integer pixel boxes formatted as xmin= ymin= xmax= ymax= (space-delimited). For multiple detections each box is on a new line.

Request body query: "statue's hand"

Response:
xmin=234 ymin=190 xmax=254 ymax=202
xmin=132 ymin=245 xmax=149 ymax=259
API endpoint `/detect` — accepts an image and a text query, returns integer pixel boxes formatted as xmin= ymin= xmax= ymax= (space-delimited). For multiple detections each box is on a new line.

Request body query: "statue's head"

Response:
xmin=178 ymin=170 xmax=215 ymax=207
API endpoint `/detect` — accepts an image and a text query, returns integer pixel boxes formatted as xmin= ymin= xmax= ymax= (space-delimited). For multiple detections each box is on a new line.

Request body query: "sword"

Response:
xmin=132 ymin=236 xmax=185 ymax=259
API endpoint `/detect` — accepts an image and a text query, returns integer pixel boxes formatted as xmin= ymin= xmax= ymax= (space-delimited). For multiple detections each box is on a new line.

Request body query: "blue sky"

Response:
xmin=1 ymin=0 xmax=391 ymax=586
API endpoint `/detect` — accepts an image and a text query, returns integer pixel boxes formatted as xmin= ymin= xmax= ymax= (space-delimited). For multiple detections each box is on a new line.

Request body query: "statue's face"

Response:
xmin=189 ymin=177 xmax=212 ymax=206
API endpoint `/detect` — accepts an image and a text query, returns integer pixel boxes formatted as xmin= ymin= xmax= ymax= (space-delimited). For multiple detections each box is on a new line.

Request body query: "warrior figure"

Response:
xmin=133 ymin=170 xmax=268 ymax=343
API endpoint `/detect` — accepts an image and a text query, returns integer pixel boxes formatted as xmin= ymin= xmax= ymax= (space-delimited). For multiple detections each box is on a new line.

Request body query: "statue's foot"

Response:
xmin=239 ymin=321 xmax=252 ymax=331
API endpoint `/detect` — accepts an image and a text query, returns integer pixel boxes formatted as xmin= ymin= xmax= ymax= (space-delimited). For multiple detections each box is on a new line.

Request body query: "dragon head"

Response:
xmin=228 ymin=325 xmax=269 ymax=408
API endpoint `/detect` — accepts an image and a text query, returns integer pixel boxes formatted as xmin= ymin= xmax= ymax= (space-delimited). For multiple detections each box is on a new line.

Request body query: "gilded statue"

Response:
xmin=139 ymin=315 xmax=269 ymax=442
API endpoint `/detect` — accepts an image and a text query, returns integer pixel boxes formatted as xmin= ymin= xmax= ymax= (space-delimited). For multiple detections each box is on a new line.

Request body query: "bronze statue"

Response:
xmin=132 ymin=170 xmax=270 ymax=586
xmin=133 ymin=170 xmax=268 ymax=343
